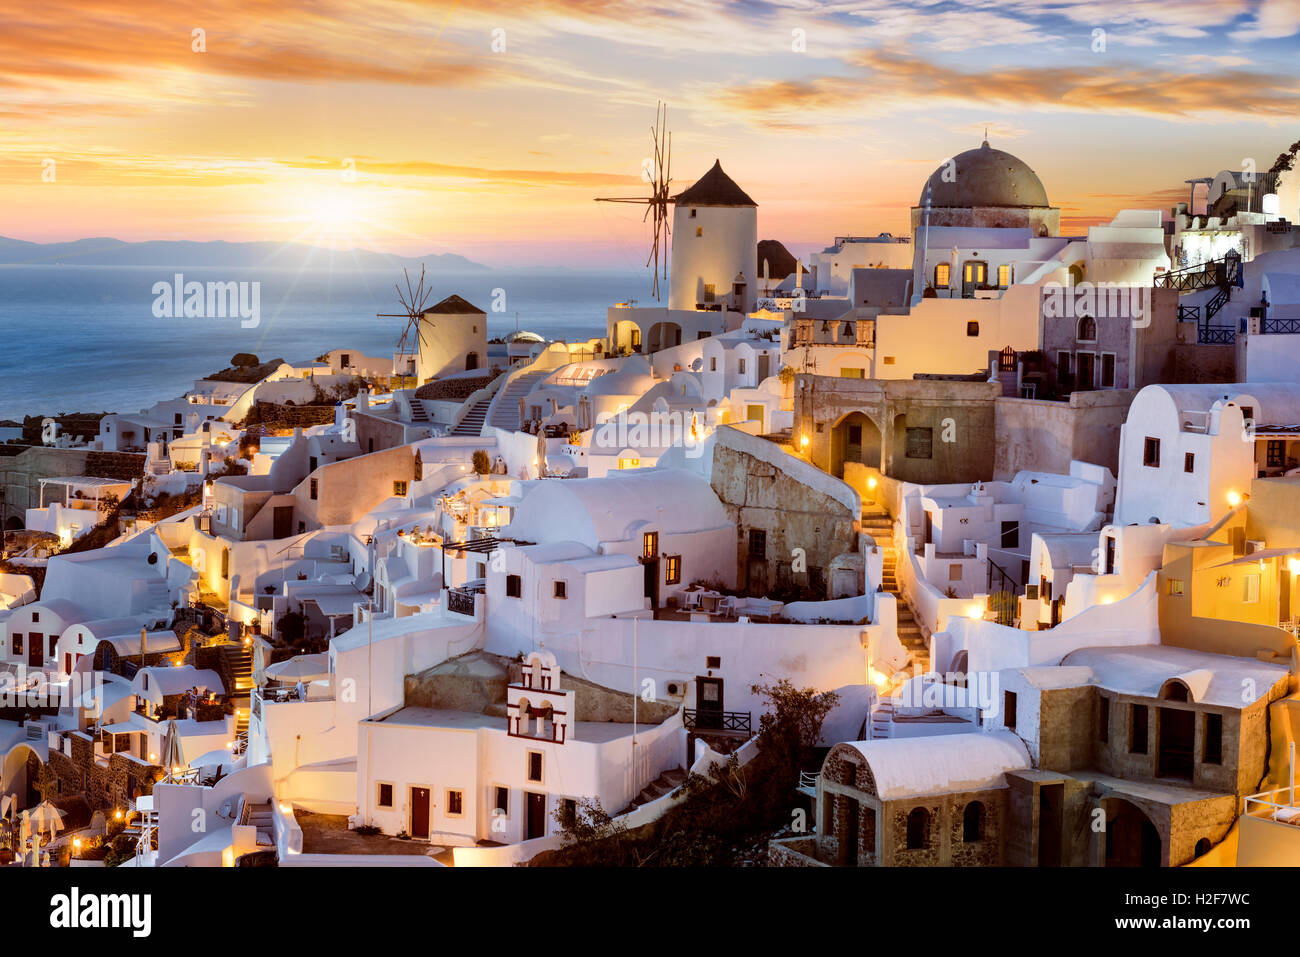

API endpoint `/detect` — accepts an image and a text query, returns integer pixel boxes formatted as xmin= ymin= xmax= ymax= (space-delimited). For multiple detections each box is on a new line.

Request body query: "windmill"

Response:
xmin=595 ymin=102 xmax=672 ymax=300
xmin=377 ymin=264 xmax=436 ymax=364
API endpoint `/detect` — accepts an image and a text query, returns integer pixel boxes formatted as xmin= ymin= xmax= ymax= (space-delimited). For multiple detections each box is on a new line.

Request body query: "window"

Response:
xmin=840 ymin=368 xmax=865 ymax=378
xmin=934 ymin=263 xmax=950 ymax=287
xmin=1004 ymin=691 xmax=1017 ymax=731
xmin=997 ymin=264 xmax=1011 ymax=287
xmin=748 ymin=529 xmax=766 ymax=560
xmin=1167 ymin=578 xmax=1185 ymax=596
xmin=905 ymin=427 xmax=933 ymax=459
xmin=696 ymin=227 xmax=703 ymax=237
xmin=309 ymin=456 xmax=318 ymax=473
xmin=527 ymin=751 xmax=543 ymax=783
xmin=689 ymin=208 xmax=697 ymax=218
xmin=1000 ymin=521 xmax=1019 ymax=549
xmin=966 ymin=321 xmax=980 ymax=337
xmin=1143 ymin=437 xmax=1161 ymax=468
xmin=665 ymin=556 xmax=681 ymax=584
xmin=1057 ymin=351 xmax=1071 ymax=387
xmin=377 ymin=783 xmax=393 ymax=808
xmin=48 ymin=635 xmax=56 ymax=657
xmin=706 ymin=655 xmax=722 ymax=669
xmin=963 ymin=801 xmax=984 ymax=842
xmin=446 ymin=789 xmax=464 ymax=816
xmin=31 ymin=612 xmax=38 ymax=623
xmin=553 ymin=580 xmax=567 ymax=599
xmin=1100 ymin=353 xmax=1115 ymax=389
xmin=1077 ymin=315 xmax=1097 ymax=342
xmin=949 ymin=564 xmax=963 ymax=581
xmin=12 ymin=634 xmax=22 ymax=656
xmin=882 ymin=356 xmax=895 ymax=365
xmin=642 ymin=532 xmax=658 ymax=558
xmin=738 ymin=358 xmax=747 ymax=375
xmin=309 ymin=478 xmax=318 ymax=500
xmin=1204 ymin=713 xmax=1223 ymax=765
xmin=494 ymin=786 xmax=509 ymax=815
xmin=1131 ymin=704 xmax=1148 ymax=754
xmin=1243 ymin=574 xmax=1260 ymax=603
xmin=709 ymin=357 xmax=717 ymax=371
xmin=906 ymin=807 xmax=930 ymax=850
xmin=1098 ymin=695 xmax=1109 ymax=742
xmin=506 ymin=574 xmax=521 ymax=598
xmin=962 ymin=260 xmax=987 ymax=288
xmin=1267 ymin=440 xmax=1286 ymax=468
xmin=1184 ymin=452 xmax=1195 ymax=473
xmin=393 ymin=481 xmax=408 ymax=497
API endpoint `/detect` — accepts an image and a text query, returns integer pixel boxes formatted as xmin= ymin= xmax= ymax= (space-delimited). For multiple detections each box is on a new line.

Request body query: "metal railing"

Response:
xmin=1177 ymin=304 xmax=1201 ymax=322
xmin=683 ymin=709 xmax=752 ymax=734
xmin=1198 ymin=325 xmax=1236 ymax=344
xmin=798 ymin=771 xmax=820 ymax=791
xmin=447 ymin=586 xmax=480 ymax=617
xmin=1263 ymin=316 xmax=1300 ymax=334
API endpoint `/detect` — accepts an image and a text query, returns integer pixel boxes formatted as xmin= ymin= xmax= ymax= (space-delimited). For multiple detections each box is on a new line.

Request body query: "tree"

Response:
xmin=471 ymin=449 xmax=490 ymax=475
xmin=275 ymin=610 xmax=307 ymax=647
xmin=750 ymin=678 xmax=840 ymax=772
xmin=231 ymin=353 xmax=259 ymax=368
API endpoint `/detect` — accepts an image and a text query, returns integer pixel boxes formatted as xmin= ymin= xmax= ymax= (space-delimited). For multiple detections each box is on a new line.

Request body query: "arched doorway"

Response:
xmin=646 ymin=321 xmax=682 ymax=353
xmin=830 ymin=412 xmax=881 ymax=479
xmin=1105 ymin=798 xmax=1162 ymax=867
xmin=612 ymin=320 xmax=642 ymax=354
xmin=1 ymin=745 xmax=42 ymax=811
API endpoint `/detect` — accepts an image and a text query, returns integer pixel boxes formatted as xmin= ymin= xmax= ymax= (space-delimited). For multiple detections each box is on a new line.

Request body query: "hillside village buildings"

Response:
xmin=5 ymin=134 xmax=1300 ymax=872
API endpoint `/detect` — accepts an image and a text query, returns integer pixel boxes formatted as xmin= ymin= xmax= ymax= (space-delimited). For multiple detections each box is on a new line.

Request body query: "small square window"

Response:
xmin=527 ymin=751 xmax=543 ymax=783
xmin=553 ymin=580 xmax=567 ymax=599
xmin=706 ymin=655 xmax=721 ymax=669
xmin=377 ymin=783 xmax=393 ymax=808
xmin=966 ymin=321 xmax=979 ymax=337
xmin=393 ymin=480 xmax=408 ymax=496
xmin=446 ymin=789 xmax=464 ymax=816
xmin=689 ymin=208 xmax=697 ymax=218
xmin=696 ymin=227 xmax=703 ymax=237
xmin=949 ymin=564 xmax=963 ymax=581
xmin=1167 ymin=578 xmax=1185 ymax=596
xmin=506 ymin=574 xmax=522 ymax=598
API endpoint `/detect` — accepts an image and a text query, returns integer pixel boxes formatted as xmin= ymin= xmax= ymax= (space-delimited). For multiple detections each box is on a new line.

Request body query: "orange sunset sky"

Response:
xmin=3 ymin=0 xmax=1300 ymax=268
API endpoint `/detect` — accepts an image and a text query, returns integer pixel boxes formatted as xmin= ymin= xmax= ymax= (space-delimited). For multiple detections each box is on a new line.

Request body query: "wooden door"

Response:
xmin=410 ymin=786 xmax=431 ymax=840
xmin=273 ymin=506 xmax=293 ymax=540
xmin=643 ymin=558 xmax=659 ymax=608
xmin=28 ymin=633 xmax=42 ymax=668
xmin=696 ymin=676 xmax=724 ymax=730
xmin=526 ymin=792 xmax=546 ymax=840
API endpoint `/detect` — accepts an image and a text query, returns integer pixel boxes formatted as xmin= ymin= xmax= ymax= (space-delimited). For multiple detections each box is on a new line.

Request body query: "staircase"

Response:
xmin=450 ymin=395 xmax=491 ymax=436
xmin=869 ymin=696 xmax=894 ymax=740
xmin=625 ymin=766 xmax=687 ymax=811
xmin=862 ymin=506 xmax=929 ymax=673
xmin=218 ymin=643 xmax=254 ymax=737
xmin=407 ymin=399 xmax=430 ymax=424
xmin=488 ymin=370 xmax=548 ymax=431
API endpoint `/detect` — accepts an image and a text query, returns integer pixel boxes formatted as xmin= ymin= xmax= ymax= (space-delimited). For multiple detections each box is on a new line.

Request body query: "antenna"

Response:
xmin=595 ymin=102 xmax=673 ymax=300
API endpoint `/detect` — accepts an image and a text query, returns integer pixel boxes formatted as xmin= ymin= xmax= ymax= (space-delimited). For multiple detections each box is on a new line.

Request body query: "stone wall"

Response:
xmin=0 ymin=445 xmax=145 ymax=529
xmin=249 ymin=402 xmax=337 ymax=431
xmin=41 ymin=732 xmax=161 ymax=814
xmin=710 ymin=434 xmax=857 ymax=600
xmin=992 ymin=388 xmax=1135 ymax=479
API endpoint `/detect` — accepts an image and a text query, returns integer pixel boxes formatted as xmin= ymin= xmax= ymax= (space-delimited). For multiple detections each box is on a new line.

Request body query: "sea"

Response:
xmin=0 ymin=265 xmax=648 ymax=421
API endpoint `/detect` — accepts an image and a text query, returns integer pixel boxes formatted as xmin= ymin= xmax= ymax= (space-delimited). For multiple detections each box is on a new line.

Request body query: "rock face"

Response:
xmin=403 ymin=650 xmax=677 ymax=724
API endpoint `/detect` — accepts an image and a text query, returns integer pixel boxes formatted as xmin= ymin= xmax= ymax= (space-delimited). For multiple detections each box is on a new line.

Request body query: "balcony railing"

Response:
xmin=447 ymin=586 xmax=480 ymax=617
xmin=683 ymin=709 xmax=751 ymax=734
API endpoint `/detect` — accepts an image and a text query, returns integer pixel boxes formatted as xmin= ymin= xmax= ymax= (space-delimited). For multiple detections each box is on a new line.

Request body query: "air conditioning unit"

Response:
xmin=1246 ymin=540 xmax=1267 ymax=555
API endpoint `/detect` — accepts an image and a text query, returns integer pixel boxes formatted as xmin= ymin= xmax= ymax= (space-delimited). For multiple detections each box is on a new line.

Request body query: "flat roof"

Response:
xmin=370 ymin=706 xmax=640 ymax=743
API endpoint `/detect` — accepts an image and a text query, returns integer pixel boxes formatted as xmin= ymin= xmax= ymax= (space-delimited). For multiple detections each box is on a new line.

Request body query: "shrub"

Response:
xmin=471 ymin=449 xmax=491 ymax=475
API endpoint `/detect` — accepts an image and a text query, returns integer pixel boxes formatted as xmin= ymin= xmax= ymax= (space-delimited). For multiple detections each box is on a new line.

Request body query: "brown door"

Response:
xmin=526 ymin=792 xmax=546 ymax=840
xmin=410 ymin=787 xmax=430 ymax=840
xmin=696 ymin=676 xmax=724 ymax=730
xmin=28 ymin=633 xmax=42 ymax=668
xmin=643 ymin=558 xmax=659 ymax=608
xmin=273 ymin=506 xmax=293 ymax=540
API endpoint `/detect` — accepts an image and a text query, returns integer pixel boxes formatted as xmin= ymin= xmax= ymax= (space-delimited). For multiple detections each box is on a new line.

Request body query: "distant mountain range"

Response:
xmin=0 ymin=236 xmax=491 ymax=271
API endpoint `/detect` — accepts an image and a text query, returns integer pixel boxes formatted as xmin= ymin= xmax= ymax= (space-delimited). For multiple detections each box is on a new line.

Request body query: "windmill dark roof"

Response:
xmin=757 ymin=239 xmax=801 ymax=279
xmin=673 ymin=160 xmax=757 ymax=207
xmin=422 ymin=294 xmax=486 ymax=316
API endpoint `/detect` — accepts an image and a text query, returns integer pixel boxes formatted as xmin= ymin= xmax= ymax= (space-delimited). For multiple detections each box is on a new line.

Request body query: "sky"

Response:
xmin=2 ymin=0 xmax=1300 ymax=269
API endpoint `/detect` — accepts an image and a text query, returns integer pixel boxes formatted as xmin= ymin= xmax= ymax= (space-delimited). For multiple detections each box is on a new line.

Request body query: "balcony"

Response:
xmin=683 ymin=709 xmax=752 ymax=735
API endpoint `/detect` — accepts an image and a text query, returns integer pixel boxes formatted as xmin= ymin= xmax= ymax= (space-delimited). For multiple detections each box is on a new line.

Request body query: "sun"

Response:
xmin=283 ymin=178 xmax=389 ymax=249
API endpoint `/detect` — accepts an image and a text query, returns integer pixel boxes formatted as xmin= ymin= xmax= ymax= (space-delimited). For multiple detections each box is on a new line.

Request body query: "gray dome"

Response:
xmin=920 ymin=141 xmax=1049 ymax=209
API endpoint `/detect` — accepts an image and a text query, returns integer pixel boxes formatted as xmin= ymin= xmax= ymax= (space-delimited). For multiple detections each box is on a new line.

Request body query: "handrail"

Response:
xmin=798 ymin=771 xmax=820 ymax=790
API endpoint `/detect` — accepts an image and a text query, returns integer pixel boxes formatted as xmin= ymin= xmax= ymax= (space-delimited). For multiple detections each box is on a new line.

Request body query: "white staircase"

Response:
xmin=488 ymin=370 xmax=548 ymax=431
xmin=451 ymin=395 xmax=491 ymax=436
xmin=869 ymin=696 xmax=895 ymax=739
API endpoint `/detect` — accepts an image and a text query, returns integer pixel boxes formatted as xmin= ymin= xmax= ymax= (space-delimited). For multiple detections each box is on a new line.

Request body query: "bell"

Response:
xmin=843 ymin=321 xmax=854 ymax=337
xmin=820 ymin=320 xmax=830 ymax=334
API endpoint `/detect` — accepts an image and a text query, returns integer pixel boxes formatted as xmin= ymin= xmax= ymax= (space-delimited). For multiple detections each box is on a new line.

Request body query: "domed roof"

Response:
xmin=919 ymin=141 xmax=1049 ymax=209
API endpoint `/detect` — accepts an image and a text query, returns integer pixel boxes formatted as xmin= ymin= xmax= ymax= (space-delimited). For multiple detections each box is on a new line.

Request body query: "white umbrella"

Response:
xmin=28 ymin=801 xmax=65 ymax=840
xmin=252 ymin=640 xmax=267 ymax=689
xmin=161 ymin=718 xmax=184 ymax=777
xmin=265 ymin=653 xmax=329 ymax=682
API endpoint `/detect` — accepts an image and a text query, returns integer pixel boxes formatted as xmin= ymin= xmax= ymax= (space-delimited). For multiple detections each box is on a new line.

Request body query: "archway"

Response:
xmin=1105 ymin=798 xmax=1162 ymax=867
xmin=646 ymin=321 xmax=682 ymax=354
xmin=830 ymin=411 xmax=881 ymax=479
xmin=1 ymin=744 xmax=42 ymax=811
xmin=612 ymin=320 xmax=642 ymax=354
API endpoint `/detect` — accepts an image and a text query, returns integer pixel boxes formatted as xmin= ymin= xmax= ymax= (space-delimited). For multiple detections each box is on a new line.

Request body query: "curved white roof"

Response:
xmin=838 ymin=731 xmax=1030 ymax=800
xmin=586 ymin=355 xmax=656 ymax=397
xmin=1060 ymin=645 xmax=1290 ymax=707
xmin=507 ymin=469 xmax=730 ymax=550
xmin=132 ymin=665 xmax=224 ymax=701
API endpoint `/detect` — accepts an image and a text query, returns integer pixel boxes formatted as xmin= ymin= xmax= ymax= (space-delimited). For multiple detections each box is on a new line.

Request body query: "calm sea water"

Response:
xmin=0 ymin=265 xmax=647 ymax=420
